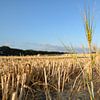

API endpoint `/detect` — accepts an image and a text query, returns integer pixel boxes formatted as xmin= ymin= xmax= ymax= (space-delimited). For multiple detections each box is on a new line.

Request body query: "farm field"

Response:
xmin=0 ymin=54 xmax=100 ymax=100
xmin=1 ymin=0 xmax=100 ymax=100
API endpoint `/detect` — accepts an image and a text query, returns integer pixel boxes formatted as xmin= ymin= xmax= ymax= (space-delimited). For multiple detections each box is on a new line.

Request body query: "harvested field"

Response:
xmin=0 ymin=55 xmax=100 ymax=100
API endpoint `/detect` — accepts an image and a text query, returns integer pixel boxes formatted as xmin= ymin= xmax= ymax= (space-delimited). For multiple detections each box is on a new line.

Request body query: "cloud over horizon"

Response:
xmin=0 ymin=42 xmax=88 ymax=53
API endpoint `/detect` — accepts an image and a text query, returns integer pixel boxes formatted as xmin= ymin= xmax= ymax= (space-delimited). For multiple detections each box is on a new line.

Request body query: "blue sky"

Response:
xmin=0 ymin=0 xmax=100 ymax=51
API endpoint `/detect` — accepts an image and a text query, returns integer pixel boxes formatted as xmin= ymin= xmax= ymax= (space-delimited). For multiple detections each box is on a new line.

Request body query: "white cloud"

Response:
xmin=0 ymin=42 xmax=88 ymax=53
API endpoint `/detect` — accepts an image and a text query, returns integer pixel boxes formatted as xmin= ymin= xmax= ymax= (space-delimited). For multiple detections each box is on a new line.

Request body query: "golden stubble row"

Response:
xmin=0 ymin=55 xmax=100 ymax=100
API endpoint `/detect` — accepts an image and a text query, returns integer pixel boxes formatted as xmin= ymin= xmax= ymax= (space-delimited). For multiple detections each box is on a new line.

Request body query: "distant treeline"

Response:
xmin=0 ymin=46 xmax=66 ymax=56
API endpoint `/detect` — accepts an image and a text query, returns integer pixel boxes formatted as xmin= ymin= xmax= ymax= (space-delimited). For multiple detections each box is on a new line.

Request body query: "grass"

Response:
xmin=0 ymin=2 xmax=98 ymax=100
xmin=84 ymin=3 xmax=95 ymax=99
xmin=0 ymin=55 xmax=100 ymax=100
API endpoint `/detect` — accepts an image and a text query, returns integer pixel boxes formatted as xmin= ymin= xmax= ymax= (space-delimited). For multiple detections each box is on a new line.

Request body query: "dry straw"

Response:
xmin=84 ymin=3 xmax=95 ymax=100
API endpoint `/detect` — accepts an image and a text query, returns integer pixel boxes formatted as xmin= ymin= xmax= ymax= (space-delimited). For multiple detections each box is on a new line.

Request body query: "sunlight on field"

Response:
xmin=0 ymin=55 xmax=100 ymax=100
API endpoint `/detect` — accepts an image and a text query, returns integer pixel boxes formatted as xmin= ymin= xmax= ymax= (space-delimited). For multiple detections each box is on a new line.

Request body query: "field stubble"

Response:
xmin=0 ymin=54 xmax=100 ymax=100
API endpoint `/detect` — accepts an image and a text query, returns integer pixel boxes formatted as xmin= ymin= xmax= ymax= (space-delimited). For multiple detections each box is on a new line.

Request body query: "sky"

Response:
xmin=0 ymin=0 xmax=100 ymax=51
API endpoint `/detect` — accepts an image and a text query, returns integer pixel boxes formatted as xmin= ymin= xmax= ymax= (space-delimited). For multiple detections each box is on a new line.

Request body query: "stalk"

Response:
xmin=84 ymin=4 xmax=95 ymax=100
